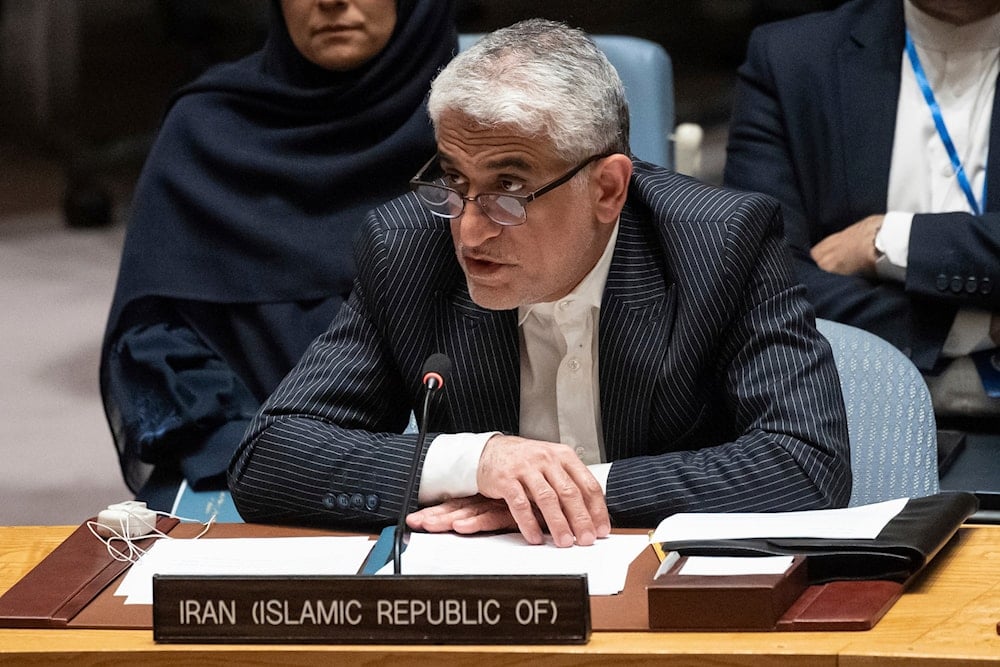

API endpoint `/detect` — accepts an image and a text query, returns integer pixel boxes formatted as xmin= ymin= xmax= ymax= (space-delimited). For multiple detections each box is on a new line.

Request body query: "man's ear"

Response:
xmin=591 ymin=154 xmax=633 ymax=224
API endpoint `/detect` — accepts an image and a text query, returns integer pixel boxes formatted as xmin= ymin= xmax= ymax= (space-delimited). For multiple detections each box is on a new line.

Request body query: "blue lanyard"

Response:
xmin=905 ymin=30 xmax=987 ymax=216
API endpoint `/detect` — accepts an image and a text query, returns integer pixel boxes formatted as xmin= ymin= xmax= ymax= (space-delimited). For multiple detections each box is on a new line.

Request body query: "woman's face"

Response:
xmin=281 ymin=0 xmax=397 ymax=71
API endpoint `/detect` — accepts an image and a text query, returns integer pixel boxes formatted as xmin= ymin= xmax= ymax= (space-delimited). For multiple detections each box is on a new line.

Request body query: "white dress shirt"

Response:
xmin=879 ymin=0 xmax=1000 ymax=357
xmin=418 ymin=223 xmax=619 ymax=504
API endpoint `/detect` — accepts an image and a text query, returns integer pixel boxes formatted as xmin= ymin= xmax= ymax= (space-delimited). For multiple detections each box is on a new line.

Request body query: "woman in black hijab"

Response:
xmin=101 ymin=0 xmax=456 ymax=508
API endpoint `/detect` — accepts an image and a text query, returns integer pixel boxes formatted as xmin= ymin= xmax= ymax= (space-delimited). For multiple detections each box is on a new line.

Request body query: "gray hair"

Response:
xmin=427 ymin=19 xmax=630 ymax=162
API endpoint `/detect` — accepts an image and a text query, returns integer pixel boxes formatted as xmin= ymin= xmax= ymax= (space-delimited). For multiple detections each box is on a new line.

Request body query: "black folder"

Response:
xmin=656 ymin=491 xmax=978 ymax=584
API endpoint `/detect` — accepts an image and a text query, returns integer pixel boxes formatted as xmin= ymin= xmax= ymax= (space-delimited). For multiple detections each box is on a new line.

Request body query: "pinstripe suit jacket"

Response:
xmin=228 ymin=161 xmax=851 ymax=529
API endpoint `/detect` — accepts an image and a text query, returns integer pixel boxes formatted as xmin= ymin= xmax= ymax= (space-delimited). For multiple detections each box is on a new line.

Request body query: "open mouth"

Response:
xmin=463 ymin=255 xmax=508 ymax=276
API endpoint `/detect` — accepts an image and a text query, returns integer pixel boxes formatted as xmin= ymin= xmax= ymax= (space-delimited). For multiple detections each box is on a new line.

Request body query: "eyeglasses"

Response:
xmin=409 ymin=152 xmax=613 ymax=226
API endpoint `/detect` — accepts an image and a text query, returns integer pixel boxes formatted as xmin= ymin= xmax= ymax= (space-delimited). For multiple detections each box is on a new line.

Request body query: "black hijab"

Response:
xmin=104 ymin=0 xmax=456 ymax=338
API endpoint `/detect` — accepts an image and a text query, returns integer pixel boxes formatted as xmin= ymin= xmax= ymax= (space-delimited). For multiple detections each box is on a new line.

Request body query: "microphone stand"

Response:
xmin=393 ymin=379 xmax=437 ymax=575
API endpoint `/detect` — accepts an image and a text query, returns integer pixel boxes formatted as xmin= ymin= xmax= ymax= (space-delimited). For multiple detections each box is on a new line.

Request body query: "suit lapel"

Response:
xmin=988 ymin=68 xmax=1000 ymax=212
xmin=839 ymin=3 xmax=997 ymax=214
xmin=837 ymin=1 xmax=906 ymax=216
xmin=599 ymin=205 xmax=675 ymax=461
xmin=435 ymin=285 xmax=520 ymax=435
xmin=431 ymin=189 xmax=682 ymax=448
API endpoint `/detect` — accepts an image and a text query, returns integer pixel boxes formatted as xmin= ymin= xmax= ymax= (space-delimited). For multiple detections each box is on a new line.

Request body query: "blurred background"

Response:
xmin=0 ymin=0 xmax=844 ymax=524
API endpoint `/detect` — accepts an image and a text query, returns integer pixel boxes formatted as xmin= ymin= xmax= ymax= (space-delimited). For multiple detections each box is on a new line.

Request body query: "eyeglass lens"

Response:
xmin=414 ymin=185 xmax=526 ymax=225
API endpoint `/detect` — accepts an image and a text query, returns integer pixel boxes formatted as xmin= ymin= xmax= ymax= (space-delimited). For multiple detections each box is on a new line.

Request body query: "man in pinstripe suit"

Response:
xmin=229 ymin=19 xmax=851 ymax=547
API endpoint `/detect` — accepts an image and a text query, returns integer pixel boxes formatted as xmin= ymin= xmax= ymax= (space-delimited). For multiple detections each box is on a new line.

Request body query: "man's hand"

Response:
xmin=407 ymin=495 xmax=519 ymax=535
xmin=811 ymin=214 xmax=884 ymax=277
xmin=474 ymin=434 xmax=610 ymax=547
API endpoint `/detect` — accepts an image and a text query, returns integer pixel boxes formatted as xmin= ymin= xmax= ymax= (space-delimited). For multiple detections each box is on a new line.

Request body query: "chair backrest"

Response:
xmin=456 ymin=33 xmax=674 ymax=168
xmin=815 ymin=318 xmax=940 ymax=506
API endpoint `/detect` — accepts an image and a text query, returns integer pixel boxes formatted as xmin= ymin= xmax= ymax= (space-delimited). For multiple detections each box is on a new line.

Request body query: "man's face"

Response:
xmin=280 ymin=0 xmax=396 ymax=71
xmin=436 ymin=111 xmax=614 ymax=311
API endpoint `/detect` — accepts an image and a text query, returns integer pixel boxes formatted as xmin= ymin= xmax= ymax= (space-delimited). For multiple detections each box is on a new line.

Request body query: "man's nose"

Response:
xmin=456 ymin=199 xmax=503 ymax=247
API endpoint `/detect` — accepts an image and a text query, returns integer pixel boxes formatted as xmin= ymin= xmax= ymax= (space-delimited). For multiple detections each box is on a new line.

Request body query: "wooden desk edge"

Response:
xmin=1 ymin=524 xmax=998 ymax=666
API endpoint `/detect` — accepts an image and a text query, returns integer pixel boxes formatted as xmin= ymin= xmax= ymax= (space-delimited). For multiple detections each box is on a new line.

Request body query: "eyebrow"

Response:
xmin=485 ymin=156 xmax=532 ymax=172
xmin=438 ymin=152 xmax=534 ymax=174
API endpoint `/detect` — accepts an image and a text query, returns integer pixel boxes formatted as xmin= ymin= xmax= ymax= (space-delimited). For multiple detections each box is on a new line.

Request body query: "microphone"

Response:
xmin=393 ymin=353 xmax=452 ymax=574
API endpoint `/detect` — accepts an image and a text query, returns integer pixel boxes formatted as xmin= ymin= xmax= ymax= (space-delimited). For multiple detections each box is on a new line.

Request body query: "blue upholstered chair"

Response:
xmin=457 ymin=33 xmax=676 ymax=169
xmin=815 ymin=318 xmax=940 ymax=506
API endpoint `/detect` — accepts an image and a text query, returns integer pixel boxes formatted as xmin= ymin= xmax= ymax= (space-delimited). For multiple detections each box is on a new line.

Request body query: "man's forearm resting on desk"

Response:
xmin=409 ymin=432 xmax=612 ymax=547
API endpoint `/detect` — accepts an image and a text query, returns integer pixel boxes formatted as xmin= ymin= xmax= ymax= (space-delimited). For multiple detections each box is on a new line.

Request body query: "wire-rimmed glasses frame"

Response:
xmin=408 ymin=151 xmax=615 ymax=227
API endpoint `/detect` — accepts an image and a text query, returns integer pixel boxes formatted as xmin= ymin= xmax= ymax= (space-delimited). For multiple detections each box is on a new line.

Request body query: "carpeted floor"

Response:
xmin=0 ymin=159 xmax=132 ymax=524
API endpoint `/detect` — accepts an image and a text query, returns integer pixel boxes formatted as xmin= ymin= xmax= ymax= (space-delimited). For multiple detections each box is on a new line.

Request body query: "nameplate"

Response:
xmin=153 ymin=574 xmax=590 ymax=644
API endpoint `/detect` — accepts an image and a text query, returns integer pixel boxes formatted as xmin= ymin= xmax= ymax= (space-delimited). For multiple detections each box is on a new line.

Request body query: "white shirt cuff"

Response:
xmin=874 ymin=211 xmax=912 ymax=282
xmin=942 ymin=309 xmax=994 ymax=358
xmin=588 ymin=463 xmax=612 ymax=494
xmin=417 ymin=431 xmax=497 ymax=504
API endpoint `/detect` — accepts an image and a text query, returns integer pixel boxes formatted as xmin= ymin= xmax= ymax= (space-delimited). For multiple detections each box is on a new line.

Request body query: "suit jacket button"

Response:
xmin=965 ymin=277 xmax=978 ymax=294
xmin=936 ymin=274 xmax=949 ymax=291
xmin=950 ymin=275 xmax=964 ymax=294
xmin=981 ymin=278 xmax=993 ymax=295
xmin=350 ymin=493 xmax=365 ymax=509
xmin=365 ymin=494 xmax=380 ymax=511
xmin=337 ymin=493 xmax=351 ymax=509
xmin=322 ymin=494 xmax=337 ymax=509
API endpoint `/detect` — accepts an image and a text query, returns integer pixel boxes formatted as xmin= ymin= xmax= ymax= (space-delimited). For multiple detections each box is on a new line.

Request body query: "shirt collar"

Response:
xmin=905 ymin=0 xmax=1000 ymax=53
xmin=518 ymin=220 xmax=620 ymax=326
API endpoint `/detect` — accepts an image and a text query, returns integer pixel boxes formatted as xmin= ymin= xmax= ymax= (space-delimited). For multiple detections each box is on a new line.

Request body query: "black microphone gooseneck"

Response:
xmin=393 ymin=353 xmax=451 ymax=575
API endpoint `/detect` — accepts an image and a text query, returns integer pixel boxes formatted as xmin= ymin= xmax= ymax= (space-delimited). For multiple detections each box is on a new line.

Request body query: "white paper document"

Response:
xmin=679 ymin=555 xmax=795 ymax=576
xmin=651 ymin=497 xmax=908 ymax=544
xmin=377 ymin=532 xmax=651 ymax=596
xmin=115 ymin=536 xmax=375 ymax=605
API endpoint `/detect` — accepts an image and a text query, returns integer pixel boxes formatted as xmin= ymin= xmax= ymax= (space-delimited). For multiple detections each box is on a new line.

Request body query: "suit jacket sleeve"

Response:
xmin=103 ymin=300 xmax=257 ymax=491
xmin=604 ymin=185 xmax=851 ymax=526
xmin=722 ymin=15 xmax=1000 ymax=371
xmin=228 ymin=209 xmax=432 ymax=529
xmin=908 ymin=211 xmax=1000 ymax=309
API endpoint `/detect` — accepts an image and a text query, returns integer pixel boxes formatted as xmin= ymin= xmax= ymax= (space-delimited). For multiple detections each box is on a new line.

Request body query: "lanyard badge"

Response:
xmin=905 ymin=30 xmax=987 ymax=216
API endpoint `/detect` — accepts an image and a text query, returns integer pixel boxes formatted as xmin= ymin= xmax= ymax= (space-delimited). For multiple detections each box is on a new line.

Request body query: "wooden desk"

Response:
xmin=1 ymin=524 xmax=999 ymax=666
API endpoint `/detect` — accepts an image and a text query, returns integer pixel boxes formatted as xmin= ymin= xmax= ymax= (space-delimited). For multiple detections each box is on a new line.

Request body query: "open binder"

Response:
xmin=656 ymin=491 xmax=978 ymax=584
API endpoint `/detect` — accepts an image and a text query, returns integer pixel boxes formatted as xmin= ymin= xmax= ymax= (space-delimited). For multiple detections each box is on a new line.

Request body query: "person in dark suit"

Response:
xmin=100 ymin=0 xmax=457 ymax=509
xmin=724 ymin=0 xmax=1000 ymax=419
xmin=229 ymin=18 xmax=851 ymax=547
